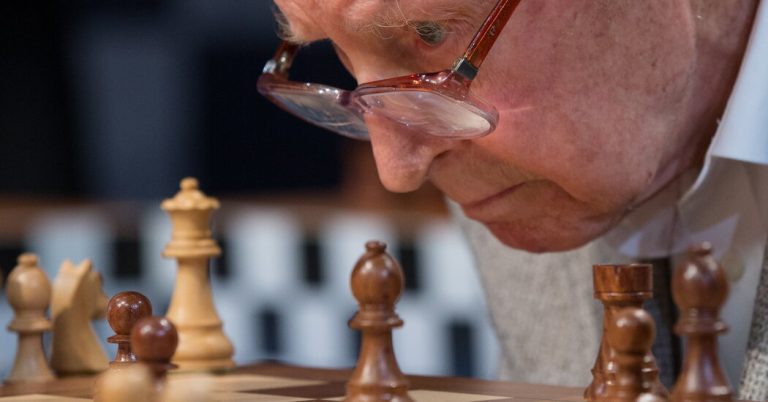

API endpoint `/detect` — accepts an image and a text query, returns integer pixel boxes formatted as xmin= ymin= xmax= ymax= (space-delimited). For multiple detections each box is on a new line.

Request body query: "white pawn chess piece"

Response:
xmin=94 ymin=364 xmax=154 ymax=402
xmin=5 ymin=253 xmax=55 ymax=383
xmin=162 ymin=177 xmax=234 ymax=370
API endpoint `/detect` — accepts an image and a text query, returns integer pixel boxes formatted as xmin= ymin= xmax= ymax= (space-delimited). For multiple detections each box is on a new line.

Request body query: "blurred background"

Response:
xmin=0 ymin=1 xmax=499 ymax=379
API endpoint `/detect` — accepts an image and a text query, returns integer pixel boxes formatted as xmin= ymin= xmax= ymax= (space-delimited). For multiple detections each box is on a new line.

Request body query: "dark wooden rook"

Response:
xmin=586 ymin=264 xmax=666 ymax=401
xmin=345 ymin=241 xmax=413 ymax=402
xmin=107 ymin=291 xmax=153 ymax=365
xmin=670 ymin=243 xmax=732 ymax=402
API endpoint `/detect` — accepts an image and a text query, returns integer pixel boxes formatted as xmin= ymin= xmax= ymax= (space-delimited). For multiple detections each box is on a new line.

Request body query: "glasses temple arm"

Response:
xmin=453 ymin=0 xmax=522 ymax=80
xmin=263 ymin=41 xmax=300 ymax=76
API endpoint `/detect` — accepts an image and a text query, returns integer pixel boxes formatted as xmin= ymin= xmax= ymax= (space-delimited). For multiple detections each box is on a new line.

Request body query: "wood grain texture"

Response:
xmin=671 ymin=243 xmax=732 ymax=402
xmin=0 ymin=363 xmax=757 ymax=401
xmin=346 ymin=241 xmax=413 ymax=402
xmin=107 ymin=291 xmax=153 ymax=365
xmin=586 ymin=264 xmax=666 ymax=401
xmin=49 ymin=259 xmax=109 ymax=376
xmin=161 ymin=177 xmax=235 ymax=371
xmin=93 ymin=364 xmax=153 ymax=402
xmin=0 ymin=363 xmax=580 ymax=400
xmin=600 ymin=308 xmax=665 ymax=402
xmin=4 ymin=253 xmax=55 ymax=384
xmin=131 ymin=316 xmax=178 ymax=388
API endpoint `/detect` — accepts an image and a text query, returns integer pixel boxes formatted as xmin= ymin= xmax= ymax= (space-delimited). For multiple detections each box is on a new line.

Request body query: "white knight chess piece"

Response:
xmin=50 ymin=259 xmax=109 ymax=375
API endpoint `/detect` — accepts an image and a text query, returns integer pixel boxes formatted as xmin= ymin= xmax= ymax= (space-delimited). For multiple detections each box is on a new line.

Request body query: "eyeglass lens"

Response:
xmin=357 ymin=90 xmax=493 ymax=138
xmin=268 ymin=87 xmax=368 ymax=139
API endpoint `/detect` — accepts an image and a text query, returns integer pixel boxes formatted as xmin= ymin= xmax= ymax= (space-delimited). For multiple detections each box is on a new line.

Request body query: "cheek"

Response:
xmin=470 ymin=62 xmax=687 ymax=211
xmin=466 ymin=1 xmax=695 ymax=212
xmin=483 ymin=180 xmax=626 ymax=251
xmin=476 ymin=104 xmax=655 ymax=216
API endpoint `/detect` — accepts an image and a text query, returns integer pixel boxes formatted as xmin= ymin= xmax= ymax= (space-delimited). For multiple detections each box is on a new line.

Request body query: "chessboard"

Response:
xmin=0 ymin=363 xmax=583 ymax=402
xmin=0 ymin=178 xmax=754 ymax=402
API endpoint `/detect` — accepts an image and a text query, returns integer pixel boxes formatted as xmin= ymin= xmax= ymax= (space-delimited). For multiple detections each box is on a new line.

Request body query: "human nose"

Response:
xmin=365 ymin=114 xmax=455 ymax=193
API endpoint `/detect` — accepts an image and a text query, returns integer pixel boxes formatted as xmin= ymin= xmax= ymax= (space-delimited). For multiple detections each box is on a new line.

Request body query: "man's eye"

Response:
xmin=414 ymin=21 xmax=446 ymax=46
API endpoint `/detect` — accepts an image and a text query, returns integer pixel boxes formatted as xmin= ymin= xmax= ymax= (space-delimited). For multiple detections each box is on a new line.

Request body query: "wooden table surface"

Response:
xmin=0 ymin=362 xmax=584 ymax=401
xmin=0 ymin=363 xmax=751 ymax=402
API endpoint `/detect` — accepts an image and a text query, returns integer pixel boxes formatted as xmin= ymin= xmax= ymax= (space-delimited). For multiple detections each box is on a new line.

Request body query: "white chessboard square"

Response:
xmin=208 ymin=392 xmax=314 ymax=401
xmin=0 ymin=395 xmax=90 ymax=402
xmin=169 ymin=373 xmax=323 ymax=392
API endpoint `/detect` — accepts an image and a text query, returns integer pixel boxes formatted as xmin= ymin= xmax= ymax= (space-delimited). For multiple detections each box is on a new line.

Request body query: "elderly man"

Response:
xmin=259 ymin=0 xmax=768 ymax=398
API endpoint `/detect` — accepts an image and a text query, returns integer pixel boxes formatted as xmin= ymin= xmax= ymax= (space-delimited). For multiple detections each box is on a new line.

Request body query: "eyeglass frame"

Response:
xmin=258 ymin=0 xmax=523 ymax=140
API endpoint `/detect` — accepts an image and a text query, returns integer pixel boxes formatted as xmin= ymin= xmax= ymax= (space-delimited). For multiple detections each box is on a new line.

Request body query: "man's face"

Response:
xmin=275 ymin=0 xmax=701 ymax=252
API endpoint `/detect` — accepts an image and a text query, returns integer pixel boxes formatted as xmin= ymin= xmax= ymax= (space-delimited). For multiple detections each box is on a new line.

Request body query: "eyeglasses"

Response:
xmin=258 ymin=0 xmax=522 ymax=140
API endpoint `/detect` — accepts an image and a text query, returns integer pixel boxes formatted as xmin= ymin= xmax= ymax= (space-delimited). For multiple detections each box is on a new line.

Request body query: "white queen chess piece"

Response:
xmin=162 ymin=177 xmax=234 ymax=370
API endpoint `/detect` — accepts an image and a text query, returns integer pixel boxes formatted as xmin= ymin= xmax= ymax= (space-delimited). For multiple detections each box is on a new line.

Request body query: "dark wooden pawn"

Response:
xmin=345 ymin=241 xmax=413 ymax=402
xmin=670 ymin=244 xmax=732 ymax=402
xmin=107 ymin=291 xmax=153 ymax=365
xmin=601 ymin=307 xmax=666 ymax=402
xmin=586 ymin=264 xmax=666 ymax=401
xmin=131 ymin=316 xmax=178 ymax=390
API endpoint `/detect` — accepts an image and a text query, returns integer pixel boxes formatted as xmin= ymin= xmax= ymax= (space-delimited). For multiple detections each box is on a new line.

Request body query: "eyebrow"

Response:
xmin=276 ymin=0 xmax=483 ymax=43
xmin=345 ymin=0 xmax=481 ymax=36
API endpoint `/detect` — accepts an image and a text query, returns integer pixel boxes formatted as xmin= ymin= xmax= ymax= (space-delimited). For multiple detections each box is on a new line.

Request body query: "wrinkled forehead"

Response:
xmin=274 ymin=0 xmax=487 ymax=43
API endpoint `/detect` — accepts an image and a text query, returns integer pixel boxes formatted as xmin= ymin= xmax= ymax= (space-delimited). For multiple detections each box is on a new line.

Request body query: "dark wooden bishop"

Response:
xmin=345 ymin=241 xmax=413 ymax=402
xmin=602 ymin=307 xmax=666 ymax=402
xmin=586 ymin=264 xmax=667 ymax=401
xmin=670 ymin=244 xmax=732 ymax=402
xmin=107 ymin=291 xmax=153 ymax=365
xmin=131 ymin=316 xmax=178 ymax=391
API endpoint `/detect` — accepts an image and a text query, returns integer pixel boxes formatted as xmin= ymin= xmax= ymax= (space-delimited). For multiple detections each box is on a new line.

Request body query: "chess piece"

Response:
xmin=586 ymin=264 xmax=666 ymax=401
xmin=132 ymin=316 xmax=179 ymax=392
xmin=50 ymin=259 xmax=109 ymax=375
xmin=345 ymin=241 xmax=413 ymax=402
xmin=670 ymin=243 xmax=732 ymax=402
xmin=162 ymin=177 xmax=234 ymax=370
xmin=600 ymin=307 xmax=665 ymax=402
xmin=5 ymin=253 xmax=55 ymax=383
xmin=107 ymin=291 xmax=153 ymax=365
xmin=94 ymin=363 xmax=154 ymax=402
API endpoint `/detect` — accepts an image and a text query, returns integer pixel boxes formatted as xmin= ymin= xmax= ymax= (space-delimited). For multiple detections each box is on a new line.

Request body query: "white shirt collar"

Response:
xmin=683 ymin=0 xmax=768 ymax=200
xmin=707 ymin=0 xmax=768 ymax=166
xmin=606 ymin=1 xmax=768 ymax=259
